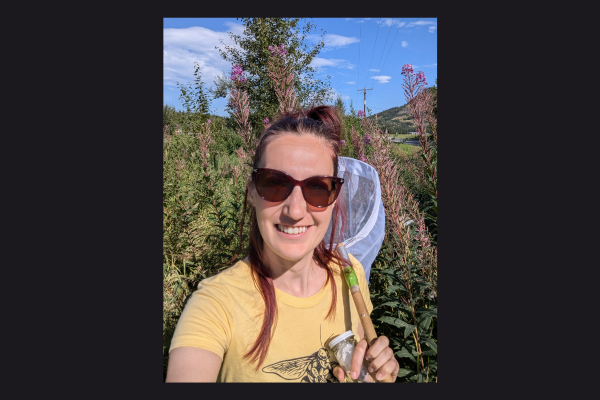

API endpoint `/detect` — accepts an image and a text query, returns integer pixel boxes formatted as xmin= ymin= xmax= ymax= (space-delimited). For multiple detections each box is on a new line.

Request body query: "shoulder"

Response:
xmin=195 ymin=259 xmax=256 ymax=296
xmin=181 ymin=259 xmax=256 ymax=319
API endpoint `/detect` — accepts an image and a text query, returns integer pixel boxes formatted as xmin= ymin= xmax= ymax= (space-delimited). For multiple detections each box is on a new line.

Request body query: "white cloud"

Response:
xmin=369 ymin=68 xmax=380 ymax=72
xmin=406 ymin=20 xmax=436 ymax=28
xmin=307 ymin=33 xmax=360 ymax=50
xmin=309 ymin=57 xmax=355 ymax=70
xmin=401 ymin=41 xmax=408 ymax=47
xmin=423 ymin=63 xmax=437 ymax=68
xmin=429 ymin=26 xmax=436 ymax=33
xmin=378 ymin=19 xmax=395 ymax=27
xmin=371 ymin=75 xmax=392 ymax=84
xmin=376 ymin=19 xmax=406 ymax=28
xmin=163 ymin=25 xmax=243 ymax=89
xmin=345 ymin=18 xmax=353 ymax=21
xmin=346 ymin=81 xmax=356 ymax=84
xmin=223 ymin=21 xmax=245 ymax=35
xmin=324 ymin=33 xmax=360 ymax=48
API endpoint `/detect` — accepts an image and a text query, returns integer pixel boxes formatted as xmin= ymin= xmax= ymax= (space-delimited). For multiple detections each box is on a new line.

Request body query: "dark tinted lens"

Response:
xmin=303 ymin=177 xmax=336 ymax=207
xmin=256 ymin=170 xmax=294 ymax=201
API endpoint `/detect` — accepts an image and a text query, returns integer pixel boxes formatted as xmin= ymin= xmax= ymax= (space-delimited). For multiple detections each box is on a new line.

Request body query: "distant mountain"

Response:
xmin=370 ymin=104 xmax=416 ymax=135
xmin=369 ymin=88 xmax=434 ymax=135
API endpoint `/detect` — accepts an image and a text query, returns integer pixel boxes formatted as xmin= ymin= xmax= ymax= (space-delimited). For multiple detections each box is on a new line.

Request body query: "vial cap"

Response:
xmin=328 ymin=330 xmax=355 ymax=349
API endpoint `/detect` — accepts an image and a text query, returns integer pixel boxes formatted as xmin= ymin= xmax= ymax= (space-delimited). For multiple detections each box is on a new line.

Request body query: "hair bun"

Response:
xmin=305 ymin=105 xmax=341 ymax=139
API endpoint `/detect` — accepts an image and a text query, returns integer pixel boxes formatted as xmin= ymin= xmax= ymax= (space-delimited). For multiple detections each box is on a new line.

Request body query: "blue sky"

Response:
xmin=164 ymin=18 xmax=437 ymax=117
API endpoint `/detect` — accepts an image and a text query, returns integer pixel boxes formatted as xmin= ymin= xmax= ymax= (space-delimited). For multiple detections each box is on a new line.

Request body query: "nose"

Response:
xmin=283 ymin=185 xmax=306 ymax=220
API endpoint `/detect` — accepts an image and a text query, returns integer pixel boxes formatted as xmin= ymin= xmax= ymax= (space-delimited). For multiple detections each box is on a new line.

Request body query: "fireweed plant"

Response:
xmin=162 ymin=51 xmax=438 ymax=382
xmin=401 ymin=64 xmax=437 ymax=244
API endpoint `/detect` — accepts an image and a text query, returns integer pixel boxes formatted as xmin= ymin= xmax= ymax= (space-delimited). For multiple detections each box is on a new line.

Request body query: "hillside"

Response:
xmin=369 ymin=87 xmax=434 ymax=135
xmin=369 ymin=104 xmax=417 ymax=135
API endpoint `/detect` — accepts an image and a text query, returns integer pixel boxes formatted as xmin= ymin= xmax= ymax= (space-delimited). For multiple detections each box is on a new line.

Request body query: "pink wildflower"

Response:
xmin=230 ymin=64 xmax=246 ymax=83
xmin=401 ymin=64 xmax=414 ymax=75
xmin=416 ymin=71 xmax=427 ymax=85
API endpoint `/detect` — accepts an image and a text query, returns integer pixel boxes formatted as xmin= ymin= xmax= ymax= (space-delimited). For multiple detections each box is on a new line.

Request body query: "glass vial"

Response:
xmin=328 ymin=330 xmax=370 ymax=382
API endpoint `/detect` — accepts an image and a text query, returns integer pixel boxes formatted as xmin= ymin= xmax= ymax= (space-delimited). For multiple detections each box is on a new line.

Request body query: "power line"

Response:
xmin=363 ymin=20 xmax=380 ymax=89
xmin=364 ymin=17 xmax=405 ymax=113
xmin=378 ymin=18 xmax=404 ymax=83
xmin=368 ymin=18 xmax=395 ymax=89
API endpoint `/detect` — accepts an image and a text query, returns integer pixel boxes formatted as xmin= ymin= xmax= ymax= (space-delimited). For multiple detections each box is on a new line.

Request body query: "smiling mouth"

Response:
xmin=276 ymin=224 xmax=311 ymax=235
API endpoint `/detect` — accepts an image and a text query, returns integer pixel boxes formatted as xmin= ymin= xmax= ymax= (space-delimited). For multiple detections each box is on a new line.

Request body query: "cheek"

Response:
xmin=313 ymin=208 xmax=335 ymax=234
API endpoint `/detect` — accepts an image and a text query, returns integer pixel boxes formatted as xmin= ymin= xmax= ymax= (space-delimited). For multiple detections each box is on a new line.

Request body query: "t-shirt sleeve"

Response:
xmin=348 ymin=254 xmax=374 ymax=315
xmin=168 ymin=279 xmax=234 ymax=360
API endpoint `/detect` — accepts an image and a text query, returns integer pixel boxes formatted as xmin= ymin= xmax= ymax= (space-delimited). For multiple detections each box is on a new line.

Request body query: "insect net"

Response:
xmin=324 ymin=156 xmax=385 ymax=282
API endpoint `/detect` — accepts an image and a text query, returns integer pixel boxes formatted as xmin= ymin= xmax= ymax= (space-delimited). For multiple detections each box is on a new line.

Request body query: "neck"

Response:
xmin=261 ymin=248 xmax=327 ymax=298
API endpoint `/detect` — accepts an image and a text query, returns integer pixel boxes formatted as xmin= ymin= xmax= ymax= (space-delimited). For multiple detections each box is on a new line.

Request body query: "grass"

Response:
xmin=391 ymin=133 xmax=421 ymax=140
xmin=392 ymin=142 xmax=421 ymax=157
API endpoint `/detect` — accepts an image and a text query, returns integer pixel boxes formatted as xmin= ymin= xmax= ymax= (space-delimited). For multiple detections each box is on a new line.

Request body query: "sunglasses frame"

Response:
xmin=252 ymin=168 xmax=344 ymax=208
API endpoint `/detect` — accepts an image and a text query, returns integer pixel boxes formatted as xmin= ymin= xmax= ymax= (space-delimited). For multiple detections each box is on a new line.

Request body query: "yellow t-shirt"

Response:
xmin=169 ymin=253 xmax=373 ymax=382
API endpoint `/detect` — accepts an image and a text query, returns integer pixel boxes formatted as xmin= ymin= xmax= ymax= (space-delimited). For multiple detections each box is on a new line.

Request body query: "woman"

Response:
xmin=166 ymin=106 xmax=399 ymax=382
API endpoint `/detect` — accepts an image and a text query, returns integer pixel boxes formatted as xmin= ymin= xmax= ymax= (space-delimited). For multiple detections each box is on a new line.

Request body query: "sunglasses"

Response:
xmin=252 ymin=168 xmax=344 ymax=208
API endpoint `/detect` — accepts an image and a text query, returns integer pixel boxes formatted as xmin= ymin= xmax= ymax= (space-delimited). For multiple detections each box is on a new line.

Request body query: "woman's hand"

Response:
xmin=332 ymin=323 xmax=399 ymax=382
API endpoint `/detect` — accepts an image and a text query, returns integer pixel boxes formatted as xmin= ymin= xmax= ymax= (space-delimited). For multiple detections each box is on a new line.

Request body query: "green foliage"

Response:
xmin=177 ymin=62 xmax=211 ymax=117
xmin=369 ymin=255 xmax=437 ymax=382
xmin=215 ymin=18 xmax=331 ymax=133
xmin=163 ymin=128 xmax=252 ymax=378
xmin=368 ymin=206 xmax=437 ymax=382
xmin=173 ymin=62 xmax=212 ymax=135
xmin=417 ymin=144 xmax=437 ymax=246
xmin=334 ymin=95 xmax=346 ymax=117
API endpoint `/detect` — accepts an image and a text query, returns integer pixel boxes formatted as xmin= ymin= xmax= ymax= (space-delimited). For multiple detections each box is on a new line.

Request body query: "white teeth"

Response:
xmin=277 ymin=225 xmax=309 ymax=235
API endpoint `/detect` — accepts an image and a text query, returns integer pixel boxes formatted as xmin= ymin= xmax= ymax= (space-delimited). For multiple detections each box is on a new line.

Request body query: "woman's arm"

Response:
xmin=165 ymin=347 xmax=223 ymax=382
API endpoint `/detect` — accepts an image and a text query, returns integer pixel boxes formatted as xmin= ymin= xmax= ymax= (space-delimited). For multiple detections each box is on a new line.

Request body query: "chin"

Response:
xmin=269 ymin=242 xmax=314 ymax=262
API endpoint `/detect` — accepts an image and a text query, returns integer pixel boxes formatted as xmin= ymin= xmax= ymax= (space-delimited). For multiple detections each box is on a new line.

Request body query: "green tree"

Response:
xmin=334 ymin=95 xmax=346 ymax=117
xmin=176 ymin=62 xmax=211 ymax=129
xmin=215 ymin=18 xmax=331 ymax=133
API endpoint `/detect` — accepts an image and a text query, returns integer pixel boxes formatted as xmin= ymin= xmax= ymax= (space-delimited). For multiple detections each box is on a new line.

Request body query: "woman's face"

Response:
xmin=249 ymin=134 xmax=336 ymax=266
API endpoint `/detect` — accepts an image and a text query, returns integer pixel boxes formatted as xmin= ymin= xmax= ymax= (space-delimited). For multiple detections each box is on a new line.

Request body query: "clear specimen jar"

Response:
xmin=328 ymin=330 xmax=370 ymax=382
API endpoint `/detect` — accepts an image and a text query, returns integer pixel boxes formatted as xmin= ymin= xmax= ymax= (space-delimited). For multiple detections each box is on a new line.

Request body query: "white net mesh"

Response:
xmin=324 ymin=157 xmax=385 ymax=282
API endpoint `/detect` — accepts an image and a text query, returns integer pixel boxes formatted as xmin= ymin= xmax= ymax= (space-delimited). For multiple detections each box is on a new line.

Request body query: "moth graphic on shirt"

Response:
xmin=262 ymin=326 xmax=340 ymax=383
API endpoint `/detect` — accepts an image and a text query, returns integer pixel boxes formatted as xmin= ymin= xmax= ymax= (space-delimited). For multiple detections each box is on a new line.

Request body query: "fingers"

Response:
xmin=350 ymin=335 xmax=399 ymax=382
xmin=332 ymin=365 xmax=346 ymax=382
xmin=365 ymin=335 xmax=390 ymax=362
xmin=350 ymin=338 xmax=369 ymax=380
xmin=365 ymin=336 xmax=399 ymax=382
xmin=373 ymin=358 xmax=399 ymax=382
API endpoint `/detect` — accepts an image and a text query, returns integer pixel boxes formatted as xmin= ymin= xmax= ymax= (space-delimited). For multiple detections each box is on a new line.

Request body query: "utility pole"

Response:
xmin=357 ymin=87 xmax=373 ymax=115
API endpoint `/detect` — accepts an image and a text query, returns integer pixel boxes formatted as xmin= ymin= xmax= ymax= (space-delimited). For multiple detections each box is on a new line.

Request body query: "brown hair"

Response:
xmin=237 ymin=105 xmax=349 ymax=368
